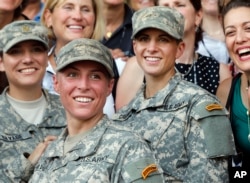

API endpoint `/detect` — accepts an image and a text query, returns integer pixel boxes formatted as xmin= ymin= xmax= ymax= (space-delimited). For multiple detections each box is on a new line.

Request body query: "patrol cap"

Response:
xmin=56 ymin=38 xmax=114 ymax=77
xmin=0 ymin=20 xmax=49 ymax=52
xmin=131 ymin=6 xmax=184 ymax=40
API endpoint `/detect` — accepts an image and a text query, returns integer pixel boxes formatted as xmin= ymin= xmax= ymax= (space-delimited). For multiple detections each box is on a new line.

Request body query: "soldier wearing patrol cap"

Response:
xmin=112 ymin=6 xmax=236 ymax=182
xmin=0 ymin=20 xmax=66 ymax=182
xmin=28 ymin=38 xmax=164 ymax=182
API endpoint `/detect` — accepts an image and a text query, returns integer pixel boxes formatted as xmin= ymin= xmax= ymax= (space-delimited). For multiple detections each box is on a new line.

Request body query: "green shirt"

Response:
xmin=232 ymin=78 xmax=250 ymax=153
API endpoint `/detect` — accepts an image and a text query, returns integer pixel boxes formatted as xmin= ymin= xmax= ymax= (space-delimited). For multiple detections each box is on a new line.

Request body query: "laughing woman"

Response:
xmin=216 ymin=0 xmax=250 ymax=182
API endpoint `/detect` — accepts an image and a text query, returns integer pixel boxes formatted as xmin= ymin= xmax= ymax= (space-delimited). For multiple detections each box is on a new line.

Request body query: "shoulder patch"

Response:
xmin=142 ymin=164 xmax=158 ymax=180
xmin=205 ymin=103 xmax=223 ymax=111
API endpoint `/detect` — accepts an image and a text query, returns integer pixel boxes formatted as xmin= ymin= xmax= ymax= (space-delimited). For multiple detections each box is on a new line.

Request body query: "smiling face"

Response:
xmin=0 ymin=40 xmax=48 ymax=90
xmin=224 ymin=7 xmax=250 ymax=73
xmin=44 ymin=0 xmax=95 ymax=48
xmin=133 ymin=28 xmax=184 ymax=78
xmin=54 ymin=61 xmax=114 ymax=122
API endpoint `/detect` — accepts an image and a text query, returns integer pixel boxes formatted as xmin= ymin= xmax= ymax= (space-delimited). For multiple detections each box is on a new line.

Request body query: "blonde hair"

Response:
xmin=41 ymin=0 xmax=105 ymax=42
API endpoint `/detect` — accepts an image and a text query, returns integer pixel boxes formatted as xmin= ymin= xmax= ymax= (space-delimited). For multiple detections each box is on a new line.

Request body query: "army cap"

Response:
xmin=132 ymin=6 xmax=184 ymax=40
xmin=0 ymin=20 xmax=49 ymax=52
xmin=56 ymin=38 xmax=114 ymax=77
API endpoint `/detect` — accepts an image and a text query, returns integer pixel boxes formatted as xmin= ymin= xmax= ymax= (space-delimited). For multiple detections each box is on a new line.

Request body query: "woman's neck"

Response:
xmin=144 ymin=69 xmax=175 ymax=98
xmin=202 ymin=14 xmax=224 ymax=41
xmin=67 ymin=113 xmax=104 ymax=137
xmin=22 ymin=1 xmax=41 ymax=20
xmin=176 ymin=33 xmax=196 ymax=64
xmin=103 ymin=3 xmax=125 ymax=38
xmin=8 ymin=84 xmax=43 ymax=101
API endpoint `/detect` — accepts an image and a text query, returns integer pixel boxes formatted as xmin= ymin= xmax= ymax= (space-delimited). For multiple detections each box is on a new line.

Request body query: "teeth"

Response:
xmin=146 ymin=57 xmax=160 ymax=61
xmin=68 ymin=25 xmax=83 ymax=30
xmin=74 ymin=97 xmax=92 ymax=103
xmin=20 ymin=68 xmax=36 ymax=73
xmin=238 ymin=48 xmax=250 ymax=54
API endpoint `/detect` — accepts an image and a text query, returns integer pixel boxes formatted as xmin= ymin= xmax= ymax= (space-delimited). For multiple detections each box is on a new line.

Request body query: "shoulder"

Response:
xmin=216 ymin=76 xmax=233 ymax=106
xmin=44 ymin=90 xmax=61 ymax=104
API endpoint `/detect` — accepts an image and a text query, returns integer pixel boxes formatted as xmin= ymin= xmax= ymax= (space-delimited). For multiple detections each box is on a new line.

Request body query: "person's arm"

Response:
xmin=4 ymin=136 xmax=56 ymax=182
xmin=216 ymin=77 xmax=232 ymax=106
xmin=115 ymin=56 xmax=144 ymax=111
xmin=184 ymin=95 xmax=236 ymax=182
xmin=219 ymin=63 xmax=232 ymax=84
xmin=115 ymin=138 xmax=164 ymax=182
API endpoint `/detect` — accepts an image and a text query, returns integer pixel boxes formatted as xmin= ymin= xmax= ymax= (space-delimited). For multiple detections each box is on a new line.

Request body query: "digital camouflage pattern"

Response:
xmin=28 ymin=116 xmax=164 ymax=183
xmin=0 ymin=89 xmax=66 ymax=183
xmin=56 ymin=38 xmax=114 ymax=77
xmin=113 ymin=74 xmax=236 ymax=182
xmin=0 ymin=20 xmax=49 ymax=52
xmin=131 ymin=6 xmax=184 ymax=40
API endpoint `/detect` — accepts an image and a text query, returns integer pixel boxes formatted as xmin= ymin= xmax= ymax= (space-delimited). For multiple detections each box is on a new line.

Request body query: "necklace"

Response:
xmin=106 ymin=31 xmax=112 ymax=39
xmin=246 ymin=79 xmax=250 ymax=142
xmin=175 ymin=59 xmax=197 ymax=85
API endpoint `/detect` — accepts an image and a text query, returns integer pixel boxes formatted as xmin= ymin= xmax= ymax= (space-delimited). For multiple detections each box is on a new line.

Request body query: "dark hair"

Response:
xmin=222 ymin=0 xmax=250 ymax=29
xmin=13 ymin=0 xmax=29 ymax=20
xmin=189 ymin=0 xmax=202 ymax=51
xmin=157 ymin=0 xmax=202 ymax=50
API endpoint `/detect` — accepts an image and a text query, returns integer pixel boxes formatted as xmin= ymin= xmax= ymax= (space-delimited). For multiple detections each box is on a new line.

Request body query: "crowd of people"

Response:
xmin=0 ymin=0 xmax=249 ymax=182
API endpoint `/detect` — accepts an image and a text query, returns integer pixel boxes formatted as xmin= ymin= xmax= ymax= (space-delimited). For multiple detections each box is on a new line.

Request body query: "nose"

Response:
xmin=72 ymin=9 xmax=83 ymax=21
xmin=21 ymin=50 xmax=33 ymax=64
xmin=77 ymin=76 xmax=90 ymax=91
xmin=235 ymin=29 xmax=247 ymax=44
xmin=147 ymin=40 xmax=158 ymax=53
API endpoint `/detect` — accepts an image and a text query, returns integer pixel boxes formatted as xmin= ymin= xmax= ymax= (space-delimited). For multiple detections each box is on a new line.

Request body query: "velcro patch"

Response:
xmin=141 ymin=164 xmax=158 ymax=179
xmin=205 ymin=103 xmax=223 ymax=111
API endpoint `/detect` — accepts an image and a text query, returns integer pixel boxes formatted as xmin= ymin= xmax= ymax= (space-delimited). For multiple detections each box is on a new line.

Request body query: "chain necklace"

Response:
xmin=175 ymin=59 xmax=197 ymax=85
xmin=246 ymin=79 xmax=250 ymax=142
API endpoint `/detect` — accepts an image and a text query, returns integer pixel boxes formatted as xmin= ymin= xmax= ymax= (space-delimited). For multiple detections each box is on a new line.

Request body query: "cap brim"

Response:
xmin=4 ymin=35 xmax=48 ymax=52
xmin=132 ymin=22 xmax=181 ymax=40
xmin=56 ymin=56 xmax=114 ymax=77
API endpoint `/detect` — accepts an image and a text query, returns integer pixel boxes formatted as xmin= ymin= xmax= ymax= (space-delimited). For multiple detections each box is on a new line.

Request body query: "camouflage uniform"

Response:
xmin=0 ymin=89 xmax=66 ymax=182
xmin=113 ymin=74 xmax=236 ymax=182
xmin=112 ymin=6 xmax=236 ymax=182
xmin=28 ymin=116 xmax=164 ymax=183
xmin=0 ymin=21 xmax=66 ymax=182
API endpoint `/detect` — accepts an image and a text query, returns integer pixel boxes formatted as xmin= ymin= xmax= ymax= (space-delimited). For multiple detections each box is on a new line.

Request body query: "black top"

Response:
xmin=175 ymin=53 xmax=220 ymax=95
xmin=101 ymin=4 xmax=134 ymax=57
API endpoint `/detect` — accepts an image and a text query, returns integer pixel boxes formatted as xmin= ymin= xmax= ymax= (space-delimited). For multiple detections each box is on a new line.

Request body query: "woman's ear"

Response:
xmin=53 ymin=74 xmax=60 ymax=94
xmin=176 ymin=41 xmax=185 ymax=59
xmin=195 ymin=9 xmax=203 ymax=28
xmin=43 ymin=9 xmax=53 ymax=28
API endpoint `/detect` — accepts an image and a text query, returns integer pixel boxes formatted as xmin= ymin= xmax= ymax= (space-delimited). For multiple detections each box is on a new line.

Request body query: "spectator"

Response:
xmin=22 ymin=0 xmax=44 ymax=22
xmin=102 ymin=0 xmax=134 ymax=60
xmin=216 ymin=0 xmax=250 ymax=182
xmin=197 ymin=0 xmax=230 ymax=64
xmin=0 ymin=20 xmax=66 ymax=182
xmin=113 ymin=6 xmax=236 ymax=182
xmin=27 ymin=38 xmax=164 ymax=182
xmin=0 ymin=0 xmax=29 ymax=94
xmin=158 ymin=0 xmax=232 ymax=95
xmin=41 ymin=0 xmax=115 ymax=117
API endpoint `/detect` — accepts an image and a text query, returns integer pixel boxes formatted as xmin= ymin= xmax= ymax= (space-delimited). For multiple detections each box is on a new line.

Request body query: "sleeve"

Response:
xmin=183 ymin=97 xmax=236 ymax=183
xmin=4 ymin=153 xmax=35 ymax=183
xmin=114 ymin=139 xmax=165 ymax=183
